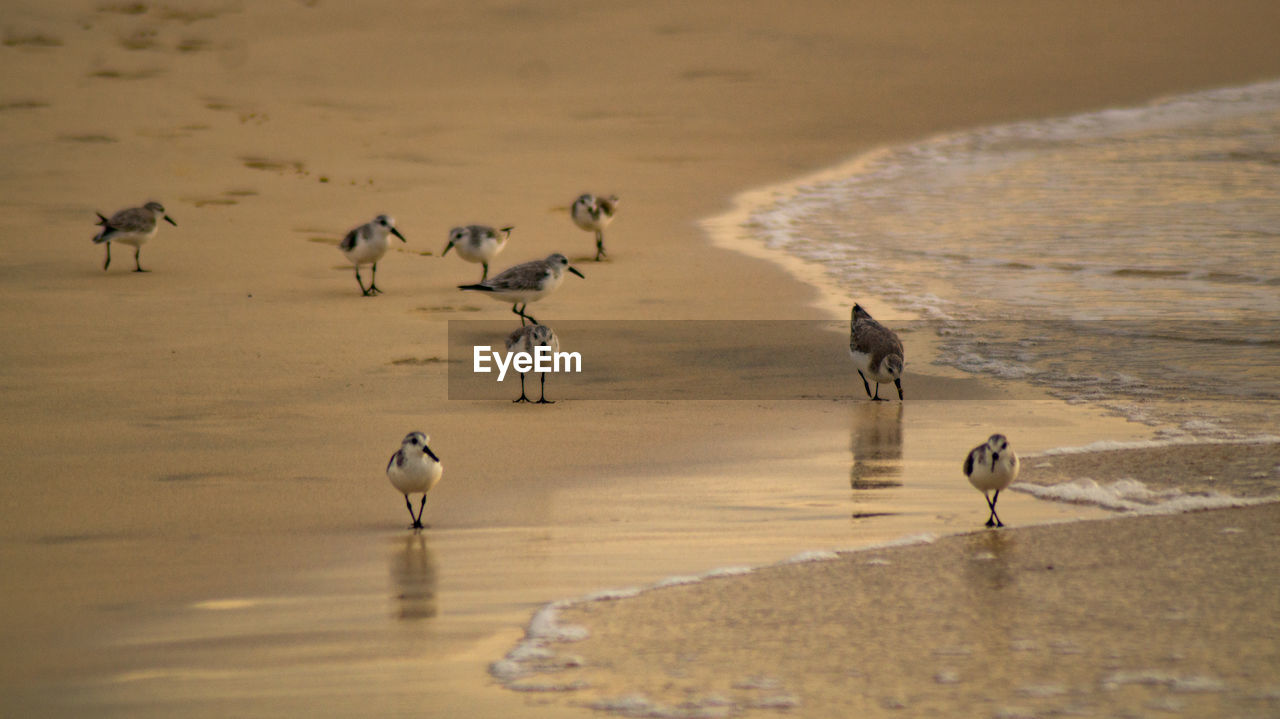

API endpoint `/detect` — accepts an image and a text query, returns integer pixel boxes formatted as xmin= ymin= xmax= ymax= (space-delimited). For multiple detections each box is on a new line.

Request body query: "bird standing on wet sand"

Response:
xmin=92 ymin=201 xmax=177 ymax=272
xmin=339 ymin=214 xmax=406 ymax=296
xmin=386 ymin=431 xmax=443 ymax=530
xmin=570 ymin=193 xmax=618 ymax=261
xmin=442 ymin=224 xmax=513 ymax=281
xmin=505 ymin=323 xmax=560 ymax=404
xmin=964 ymin=434 xmax=1020 ymax=528
xmin=849 ymin=303 xmax=904 ymax=401
xmin=458 ymin=253 xmax=584 ymax=325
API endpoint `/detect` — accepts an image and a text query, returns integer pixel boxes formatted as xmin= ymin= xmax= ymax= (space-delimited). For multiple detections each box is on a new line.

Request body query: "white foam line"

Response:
xmin=1012 ymin=478 xmax=1278 ymax=515
xmin=494 ymin=442 xmax=1275 ymax=695
xmin=490 ymin=532 xmax=938 ymax=687
xmin=780 ymin=549 xmax=840 ymax=564
xmin=1028 ymin=434 xmax=1280 ymax=458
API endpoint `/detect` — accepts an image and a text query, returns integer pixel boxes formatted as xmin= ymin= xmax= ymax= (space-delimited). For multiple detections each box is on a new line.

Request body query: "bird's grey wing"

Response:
xmin=108 ymin=207 xmax=152 ymax=232
xmin=850 ymin=319 xmax=904 ymax=357
xmin=387 ymin=449 xmax=403 ymax=473
xmin=486 ymin=262 xmax=542 ymax=291
xmin=963 ymin=449 xmax=975 ymax=477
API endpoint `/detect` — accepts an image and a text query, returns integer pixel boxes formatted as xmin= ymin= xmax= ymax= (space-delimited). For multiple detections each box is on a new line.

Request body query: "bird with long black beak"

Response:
xmin=964 ymin=434 xmax=1020 ymax=528
xmin=339 ymin=214 xmax=406 ymax=296
xmin=386 ymin=431 xmax=443 ymax=530
xmin=458 ymin=253 xmax=584 ymax=325
xmin=505 ymin=323 xmax=560 ymax=404
xmin=442 ymin=224 xmax=512 ymax=281
xmin=849 ymin=303 xmax=904 ymax=401
xmin=92 ymin=201 xmax=177 ymax=272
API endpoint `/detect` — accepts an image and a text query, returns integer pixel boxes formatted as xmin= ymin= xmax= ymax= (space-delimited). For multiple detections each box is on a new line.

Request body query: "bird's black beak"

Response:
xmin=391 ymin=227 xmax=407 ymax=242
xmin=569 ymin=266 xmax=585 ymax=278
xmin=992 ymin=452 xmax=1000 ymax=462
xmin=163 ymin=215 xmax=177 ymax=226
xmin=424 ymin=446 xmax=440 ymax=462
xmin=441 ymin=241 xmax=454 ymax=256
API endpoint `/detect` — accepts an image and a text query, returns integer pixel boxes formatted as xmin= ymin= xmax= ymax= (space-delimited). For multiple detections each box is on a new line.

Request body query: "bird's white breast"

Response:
xmin=967 ymin=453 xmax=1019 ymax=492
xmin=455 ymin=235 xmax=499 ymax=263
xmin=388 ymin=457 xmax=443 ymax=494
xmin=111 ymin=227 xmax=158 ymax=248
xmin=344 ymin=231 xmax=390 ymax=265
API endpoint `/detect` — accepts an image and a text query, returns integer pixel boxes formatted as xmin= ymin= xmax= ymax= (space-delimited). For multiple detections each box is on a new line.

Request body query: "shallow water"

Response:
xmin=743 ymin=81 xmax=1280 ymax=439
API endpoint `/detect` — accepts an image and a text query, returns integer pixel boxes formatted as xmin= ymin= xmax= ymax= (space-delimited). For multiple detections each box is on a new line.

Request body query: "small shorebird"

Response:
xmin=849 ymin=304 xmax=904 ymax=401
xmin=339 ymin=214 xmax=406 ymax=296
xmin=505 ymin=324 xmax=560 ymax=404
xmin=458 ymin=253 xmax=584 ymax=325
xmin=92 ymin=201 xmax=177 ymax=272
xmin=964 ymin=434 xmax=1020 ymax=528
xmin=442 ymin=224 xmax=513 ymax=281
xmin=570 ymin=193 xmax=618 ymax=261
xmin=386 ymin=431 xmax=443 ymax=530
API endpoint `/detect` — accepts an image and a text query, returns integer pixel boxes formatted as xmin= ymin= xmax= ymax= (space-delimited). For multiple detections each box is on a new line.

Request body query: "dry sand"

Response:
xmin=2 ymin=1 xmax=1279 ymax=717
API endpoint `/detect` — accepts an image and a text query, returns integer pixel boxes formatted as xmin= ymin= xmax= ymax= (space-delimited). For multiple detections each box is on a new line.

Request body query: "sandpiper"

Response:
xmin=505 ymin=323 xmax=560 ymax=404
xmin=570 ymin=193 xmax=618 ymax=261
xmin=442 ymin=224 xmax=512 ymax=281
xmin=458 ymin=253 xmax=584 ymax=325
xmin=386 ymin=431 xmax=443 ymax=530
xmin=964 ymin=434 xmax=1020 ymax=528
xmin=339 ymin=214 xmax=406 ymax=296
xmin=92 ymin=201 xmax=176 ymax=272
xmin=849 ymin=304 xmax=904 ymax=401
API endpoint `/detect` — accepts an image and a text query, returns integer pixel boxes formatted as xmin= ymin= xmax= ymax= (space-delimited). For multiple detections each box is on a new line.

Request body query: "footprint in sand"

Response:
xmin=58 ymin=134 xmax=118 ymax=143
xmin=3 ymin=32 xmax=63 ymax=48
xmin=0 ymin=100 xmax=50 ymax=111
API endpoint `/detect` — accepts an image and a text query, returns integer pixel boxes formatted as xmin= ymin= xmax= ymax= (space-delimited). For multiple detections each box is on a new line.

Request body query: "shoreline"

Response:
xmin=488 ymin=80 xmax=1280 ymax=714
xmin=536 ymin=502 xmax=1280 ymax=718
xmin=4 ymin=2 xmax=1280 ymax=717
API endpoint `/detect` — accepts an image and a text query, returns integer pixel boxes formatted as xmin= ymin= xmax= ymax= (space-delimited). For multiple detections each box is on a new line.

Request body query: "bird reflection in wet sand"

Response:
xmin=849 ymin=402 xmax=904 ymax=490
xmin=962 ymin=530 xmax=1015 ymax=594
xmin=391 ymin=533 xmax=438 ymax=620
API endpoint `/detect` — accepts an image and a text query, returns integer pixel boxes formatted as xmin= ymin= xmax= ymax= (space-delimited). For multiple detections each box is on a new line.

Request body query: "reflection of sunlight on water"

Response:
xmin=849 ymin=402 xmax=903 ymax=490
xmin=749 ymin=81 xmax=1280 ymax=436
xmin=391 ymin=533 xmax=438 ymax=621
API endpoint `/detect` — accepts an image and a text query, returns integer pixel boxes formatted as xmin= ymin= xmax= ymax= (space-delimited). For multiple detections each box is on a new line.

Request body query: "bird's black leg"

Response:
xmin=355 ymin=267 xmax=372 ymax=296
xmin=512 ymin=303 xmax=537 ymax=325
xmin=983 ymin=492 xmax=1002 ymax=527
xmin=857 ymin=370 xmax=873 ymax=399
xmin=133 ymin=247 xmax=148 ymax=272
xmin=895 ymin=378 xmax=903 ymax=401
xmin=871 ymin=383 xmax=887 ymax=402
xmin=103 ymin=242 xmax=112 ymax=271
xmin=513 ymin=372 xmax=531 ymax=403
xmin=368 ymin=263 xmax=382 ymax=295
xmin=481 ymin=262 xmax=489 ymax=281
xmin=594 ymin=230 xmax=607 ymax=261
xmin=536 ymin=372 xmax=555 ymax=404
xmin=512 ymin=304 xmax=528 ymax=325
xmin=990 ymin=489 xmax=1004 ymax=528
xmin=416 ymin=496 xmax=428 ymax=529
xmin=404 ymin=495 xmax=421 ymax=529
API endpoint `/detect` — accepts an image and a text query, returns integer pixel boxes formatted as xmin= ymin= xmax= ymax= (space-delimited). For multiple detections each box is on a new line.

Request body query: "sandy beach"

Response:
xmin=2 ymin=1 xmax=1278 ymax=717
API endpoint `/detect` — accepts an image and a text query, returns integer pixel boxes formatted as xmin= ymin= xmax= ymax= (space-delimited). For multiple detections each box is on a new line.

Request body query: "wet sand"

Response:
xmin=548 ymin=504 xmax=1280 ymax=718
xmin=2 ymin=1 xmax=1280 ymax=717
